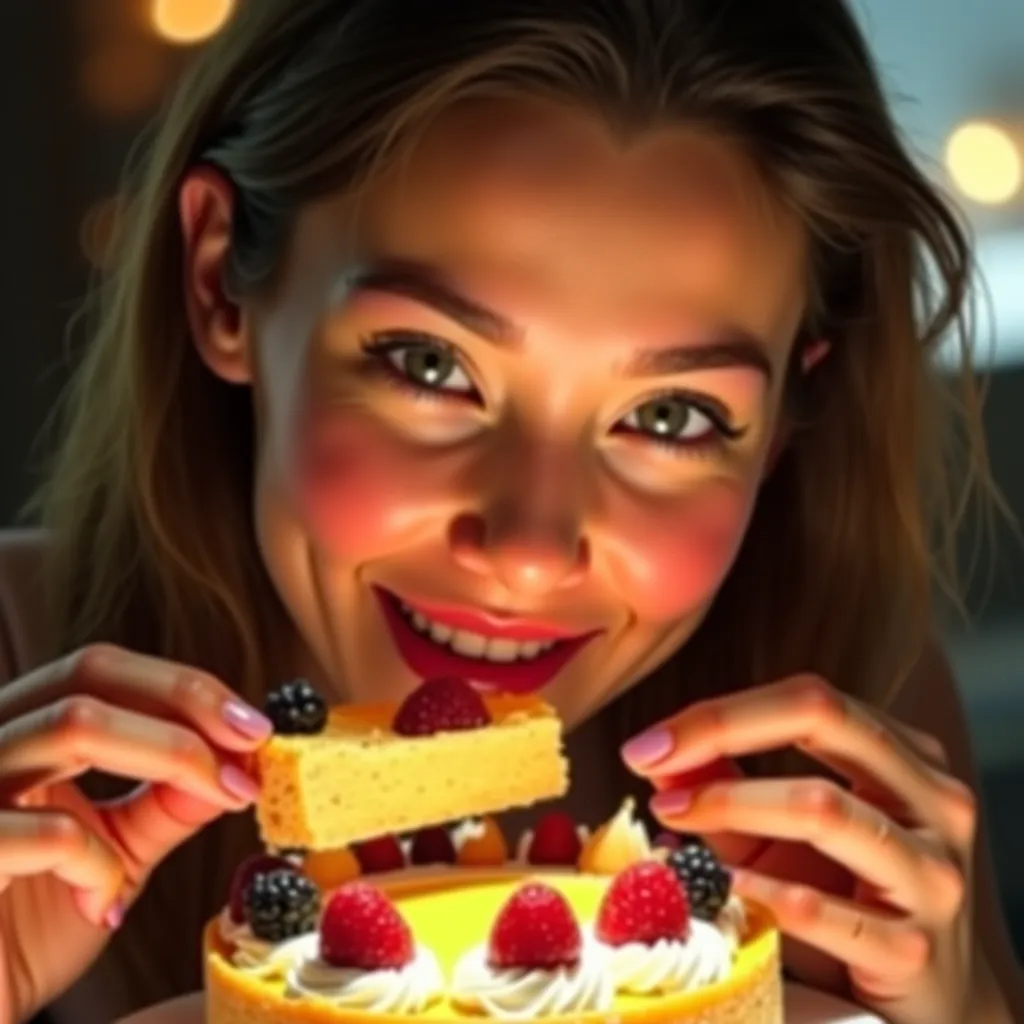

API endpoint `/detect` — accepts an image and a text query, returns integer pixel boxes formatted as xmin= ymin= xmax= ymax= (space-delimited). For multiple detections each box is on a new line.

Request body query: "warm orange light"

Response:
xmin=946 ymin=121 xmax=1023 ymax=205
xmin=81 ymin=41 xmax=168 ymax=116
xmin=150 ymin=0 xmax=236 ymax=45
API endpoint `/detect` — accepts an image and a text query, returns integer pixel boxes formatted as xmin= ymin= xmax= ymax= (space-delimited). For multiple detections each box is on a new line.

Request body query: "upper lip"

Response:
xmin=379 ymin=587 xmax=594 ymax=643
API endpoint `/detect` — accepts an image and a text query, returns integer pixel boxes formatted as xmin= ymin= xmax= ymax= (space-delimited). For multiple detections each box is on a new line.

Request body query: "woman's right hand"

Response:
xmin=0 ymin=643 xmax=271 ymax=1023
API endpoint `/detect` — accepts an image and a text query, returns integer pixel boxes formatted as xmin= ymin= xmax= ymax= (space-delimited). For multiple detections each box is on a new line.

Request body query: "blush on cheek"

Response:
xmin=615 ymin=484 xmax=750 ymax=622
xmin=290 ymin=410 xmax=423 ymax=563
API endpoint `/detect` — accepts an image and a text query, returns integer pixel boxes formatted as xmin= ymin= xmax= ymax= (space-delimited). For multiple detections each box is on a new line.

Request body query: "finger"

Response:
xmin=0 ymin=697 xmax=260 ymax=809
xmin=0 ymin=808 xmax=124 ymax=927
xmin=98 ymin=783 xmax=225 ymax=884
xmin=0 ymin=644 xmax=272 ymax=753
xmin=732 ymin=867 xmax=931 ymax=985
xmin=621 ymin=676 xmax=954 ymax=835
xmin=649 ymin=777 xmax=965 ymax=920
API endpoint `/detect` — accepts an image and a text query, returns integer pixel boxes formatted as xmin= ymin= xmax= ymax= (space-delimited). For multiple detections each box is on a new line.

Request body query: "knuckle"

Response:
xmin=893 ymin=927 xmax=932 ymax=974
xmin=66 ymin=643 xmax=120 ymax=685
xmin=792 ymin=779 xmax=848 ymax=832
xmin=167 ymin=726 xmax=209 ymax=768
xmin=36 ymin=812 xmax=87 ymax=854
xmin=942 ymin=779 xmax=978 ymax=842
xmin=779 ymin=884 xmax=826 ymax=925
xmin=52 ymin=695 xmax=105 ymax=745
xmin=169 ymin=670 xmax=219 ymax=713
xmin=927 ymin=857 xmax=966 ymax=921
xmin=791 ymin=675 xmax=844 ymax=727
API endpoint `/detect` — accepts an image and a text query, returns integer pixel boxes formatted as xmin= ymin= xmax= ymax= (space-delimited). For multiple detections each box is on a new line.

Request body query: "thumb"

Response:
xmin=98 ymin=783 xmax=230 ymax=890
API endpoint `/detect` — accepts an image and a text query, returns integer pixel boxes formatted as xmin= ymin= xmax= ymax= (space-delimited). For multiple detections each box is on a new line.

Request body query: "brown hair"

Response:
xmin=35 ymin=0 xmax=993 ymax=718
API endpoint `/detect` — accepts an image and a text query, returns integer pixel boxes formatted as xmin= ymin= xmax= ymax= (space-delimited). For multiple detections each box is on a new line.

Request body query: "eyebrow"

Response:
xmin=350 ymin=260 xmax=774 ymax=383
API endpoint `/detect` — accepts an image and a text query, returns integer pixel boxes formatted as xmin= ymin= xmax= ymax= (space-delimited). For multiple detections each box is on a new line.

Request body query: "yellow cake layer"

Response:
xmin=255 ymin=696 xmax=569 ymax=850
xmin=205 ymin=870 xmax=783 ymax=1024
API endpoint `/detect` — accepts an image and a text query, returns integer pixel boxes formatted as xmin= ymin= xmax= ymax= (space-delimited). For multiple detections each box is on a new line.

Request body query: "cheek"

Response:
xmin=288 ymin=409 xmax=434 ymax=563
xmin=605 ymin=482 xmax=753 ymax=621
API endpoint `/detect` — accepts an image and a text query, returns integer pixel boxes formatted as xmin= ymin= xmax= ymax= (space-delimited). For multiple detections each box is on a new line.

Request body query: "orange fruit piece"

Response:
xmin=456 ymin=816 xmax=509 ymax=866
xmin=303 ymin=846 xmax=362 ymax=890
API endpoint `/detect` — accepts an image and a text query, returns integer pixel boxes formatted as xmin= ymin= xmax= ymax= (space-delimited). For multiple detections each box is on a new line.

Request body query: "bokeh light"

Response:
xmin=945 ymin=121 xmax=1023 ymax=206
xmin=150 ymin=0 xmax=236 ymax=46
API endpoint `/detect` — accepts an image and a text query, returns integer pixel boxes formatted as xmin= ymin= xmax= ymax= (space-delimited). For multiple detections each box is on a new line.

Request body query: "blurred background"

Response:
xmin=0 ymin=0 xmax=1022 ymax=973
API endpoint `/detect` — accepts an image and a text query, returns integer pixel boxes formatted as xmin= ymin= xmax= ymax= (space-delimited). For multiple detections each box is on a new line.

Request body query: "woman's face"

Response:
xmin=207 ymin=100 xmax=808 ymax=725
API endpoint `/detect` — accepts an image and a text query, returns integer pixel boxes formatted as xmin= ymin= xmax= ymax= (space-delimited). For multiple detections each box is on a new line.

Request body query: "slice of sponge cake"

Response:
xmin=255 ymin=684 xmax=569 ymax=850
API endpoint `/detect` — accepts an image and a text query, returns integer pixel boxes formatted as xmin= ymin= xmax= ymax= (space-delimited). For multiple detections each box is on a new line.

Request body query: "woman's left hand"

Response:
xmin=621 ymin=674 xmax=977 ymax=1024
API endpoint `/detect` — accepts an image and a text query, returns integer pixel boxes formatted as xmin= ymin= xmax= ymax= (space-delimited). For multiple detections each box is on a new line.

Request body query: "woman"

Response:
xmin=0 ymin=1 xmax=1017 ymax=1022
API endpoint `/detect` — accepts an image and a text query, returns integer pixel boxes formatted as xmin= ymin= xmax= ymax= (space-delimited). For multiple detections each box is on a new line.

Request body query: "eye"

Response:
xmin=616 ymin=393 xmax=742 ymax=450
xmin=363 ymin=333 xmax=476 ymax=397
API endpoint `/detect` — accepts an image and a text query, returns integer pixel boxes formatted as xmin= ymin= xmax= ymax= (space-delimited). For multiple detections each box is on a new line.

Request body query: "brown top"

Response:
xmin=0 ymin=530 xmax=658 ymax=1023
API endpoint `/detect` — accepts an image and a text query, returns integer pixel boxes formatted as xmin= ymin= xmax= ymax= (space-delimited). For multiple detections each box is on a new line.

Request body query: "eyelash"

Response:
xmin=359 ymin=331 xmax=746 ymax=455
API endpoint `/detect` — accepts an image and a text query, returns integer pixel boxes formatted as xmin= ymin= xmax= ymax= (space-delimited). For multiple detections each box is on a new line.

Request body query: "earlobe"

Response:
xmin=801 ymin=338 xmax=830 ymax=373
xmin=179 ymin=166 xmax=252 ymax=384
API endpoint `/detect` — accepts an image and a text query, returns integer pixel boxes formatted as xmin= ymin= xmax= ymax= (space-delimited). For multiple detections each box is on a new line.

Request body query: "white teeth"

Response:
xmin=450 ymin=630 xmax=487 ymax=657
xmin=484 ymin=638 xmax=520 ymax=663
xmin=428 ymin=622 xmax=453 ymax=644
xmin=399 ymin=603 xmax=561 ymax=663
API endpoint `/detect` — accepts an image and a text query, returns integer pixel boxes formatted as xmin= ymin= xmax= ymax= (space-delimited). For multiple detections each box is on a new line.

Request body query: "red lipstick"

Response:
xmin=374 ymin=587 xmax=598 ymax=695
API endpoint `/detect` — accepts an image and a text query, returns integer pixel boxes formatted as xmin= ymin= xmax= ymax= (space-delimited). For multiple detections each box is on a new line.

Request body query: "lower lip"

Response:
xmin=375 ymin=588 xmax=597 ymax=695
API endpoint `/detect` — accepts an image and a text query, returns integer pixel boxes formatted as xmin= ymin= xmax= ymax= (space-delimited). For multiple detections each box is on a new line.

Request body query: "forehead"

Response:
xmin=291 ymin=98 xmax=809 ymax=347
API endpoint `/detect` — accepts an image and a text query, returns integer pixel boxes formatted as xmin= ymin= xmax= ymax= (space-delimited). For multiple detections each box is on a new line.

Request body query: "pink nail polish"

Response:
xmin=104 ymin=900 xmax=125 ymax=930
xmin=651 ymin=789 xmax=693 ymax=817
xmin=621 ymin=728 xmax=673 ymax=769
xmin=219 ymin=764 xmax=261 ymax=803
xmin=222 ymin=701 xmax=273 ymax=739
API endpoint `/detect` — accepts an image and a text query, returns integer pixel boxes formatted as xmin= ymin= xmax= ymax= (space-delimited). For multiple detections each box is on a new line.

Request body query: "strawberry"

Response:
xmin=487 ymin=883 xmax=581 ymax=969
xmin=228 ymin=854 xmax=294 ymax=923
xmin=392 ymin=677 xmax=491 ymax=736
xmin=353 ymin=835 xmax=406 ymax=874
xmin=596 ymin=861 xmax=690 ymax=947
xmin=525 ymin=811 xmax=582 ymax=866
xmin=410 ymin=826 xmax=457 ymax=865
xmin=320 ymin=882 xmax=414 ymax=970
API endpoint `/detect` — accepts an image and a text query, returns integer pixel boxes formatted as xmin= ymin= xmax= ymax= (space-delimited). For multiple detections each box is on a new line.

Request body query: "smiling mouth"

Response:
xmin=373 ymin=586 xmax=600 ymax=694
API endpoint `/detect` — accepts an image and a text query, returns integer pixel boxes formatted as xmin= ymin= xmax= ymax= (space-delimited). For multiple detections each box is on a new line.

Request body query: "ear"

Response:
xmin=762 ymin=337 xmax=831 ymax=479
xmin=179 ymin=166 xmax=252 ymax=384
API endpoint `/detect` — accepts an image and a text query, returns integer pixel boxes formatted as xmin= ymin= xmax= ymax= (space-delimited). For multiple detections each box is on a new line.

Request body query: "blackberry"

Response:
xmin=265 ymin=679 xmax=327 ymax=735
xmin=243 ymin=868 xmax=321 ymax=942
xmin=666 ymin=836 xmax=731 ymax=922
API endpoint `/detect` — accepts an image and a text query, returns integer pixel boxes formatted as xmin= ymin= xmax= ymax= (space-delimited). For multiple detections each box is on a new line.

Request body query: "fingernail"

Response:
xmin=222 ymin=700 xmax=273 ymax=740
xmin=104 ymin=900 xmax=125 ymax=930
xmin=219 ymin=764 xmax=261 ymax=803
xmin=650 ymin=789 xmax=693 ymax=817
xmin=621 ymin=728 xmax=673 ymax=770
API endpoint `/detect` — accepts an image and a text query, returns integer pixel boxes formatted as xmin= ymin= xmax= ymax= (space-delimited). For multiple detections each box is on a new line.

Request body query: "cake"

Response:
xmin=205 ymin=800 xmax=783 ymax=1024
xmin=255 ymin=678 xmax=569 ymax=850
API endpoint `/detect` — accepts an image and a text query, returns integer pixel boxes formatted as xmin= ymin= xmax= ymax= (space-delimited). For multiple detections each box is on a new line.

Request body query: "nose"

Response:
xmin=448 ymin=435 xmax=591 ymax=596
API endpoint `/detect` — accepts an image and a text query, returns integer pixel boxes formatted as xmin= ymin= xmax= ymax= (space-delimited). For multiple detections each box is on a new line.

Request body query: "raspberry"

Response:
xmin=525 ymin=811 xmax=582 ymax=866
xmin=243 ymin=868 xmax=321 ymax=942
xmin=320 ymin=882 xmax=414 ymax=969
xmin=228 ymin=854 xmax=294 ymax=923
xmin=596 ymin=861 xmax=690 ymax=947
xmin=487 ymin=883 xmax=581 ymax=969
xmin=392 ymin=677 xmax=491 ymax=737
xmin=410 ymin=826 xmax=457 ymax=865
xmin=353 ymin=835 xmax=406 ymax=874
xmin=265 ymin=679 xmax=327 ymax=735
xmin=666 ymin=836 xmax=731 ymax=921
